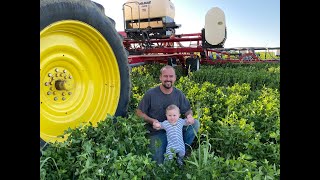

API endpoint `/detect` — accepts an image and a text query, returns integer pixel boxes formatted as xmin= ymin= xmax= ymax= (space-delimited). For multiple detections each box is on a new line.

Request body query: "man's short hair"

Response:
xmin=160 ymin=65 xmax=176 ymax=75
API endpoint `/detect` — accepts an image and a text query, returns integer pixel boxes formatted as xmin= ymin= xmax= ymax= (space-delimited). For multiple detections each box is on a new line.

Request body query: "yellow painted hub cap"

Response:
xmin=40 ymin=20 xmax=121 ymax=143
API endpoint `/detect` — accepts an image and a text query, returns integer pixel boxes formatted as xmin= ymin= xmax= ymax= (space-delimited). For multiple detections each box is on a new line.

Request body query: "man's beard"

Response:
xmin=162 ymin=81 xmax=172 ymax=89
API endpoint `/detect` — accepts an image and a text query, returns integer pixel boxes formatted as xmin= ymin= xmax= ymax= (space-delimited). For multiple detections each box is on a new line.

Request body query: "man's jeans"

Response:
xmin=148 ymin=119 xmax=200 ymax=164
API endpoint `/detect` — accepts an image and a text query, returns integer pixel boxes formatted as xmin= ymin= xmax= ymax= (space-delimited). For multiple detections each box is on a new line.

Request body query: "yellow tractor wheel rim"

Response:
xmin=40 ymin=20 xmax=120 ymax=143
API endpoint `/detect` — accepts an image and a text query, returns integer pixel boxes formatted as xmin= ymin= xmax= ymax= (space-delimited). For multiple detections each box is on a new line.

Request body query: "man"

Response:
xmin=136 ymin=65 xmax=200 ymax=164
xmin=185 ymin=52 xmax=200 ymax=72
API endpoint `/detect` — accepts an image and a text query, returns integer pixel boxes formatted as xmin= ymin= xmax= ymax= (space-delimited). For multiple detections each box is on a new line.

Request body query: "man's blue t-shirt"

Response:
xmin=138 ymin=86 xmax=191 ymax=134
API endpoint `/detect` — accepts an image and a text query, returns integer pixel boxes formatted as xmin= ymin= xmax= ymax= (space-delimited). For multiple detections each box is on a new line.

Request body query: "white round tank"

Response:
xmin=205 ymin=7 xmax=226 ymax=45
xmin=124 ymin=0 xmax=175 ymax=21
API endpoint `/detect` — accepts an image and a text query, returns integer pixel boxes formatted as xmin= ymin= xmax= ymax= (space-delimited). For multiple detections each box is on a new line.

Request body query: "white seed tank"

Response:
xmin=205 ymin=7 xmax=226 ymax=46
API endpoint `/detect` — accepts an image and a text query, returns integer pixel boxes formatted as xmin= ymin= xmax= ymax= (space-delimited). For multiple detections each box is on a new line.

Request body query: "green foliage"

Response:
xmin=190 ymin=63 xmax=280 ymax=90
xmin=210 ymin=113 xmax=257 ymax=158
xmin=240 ymin=87 xmax=280 ymax=142
xmin=41 ymin=63 xmax=280 ymax=179
xmin=175 ymin=73 xmax=280 ymax=166
xmin=40 ymin=114 xmax=156 ymax=179
xmin=184 ymin=133 xmax=216 ymax=178
xmin=129 ymin=65 xmax=159 ymax=113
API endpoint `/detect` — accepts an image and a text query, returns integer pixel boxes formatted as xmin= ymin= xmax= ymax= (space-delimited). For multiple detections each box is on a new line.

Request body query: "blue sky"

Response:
xmin=93 ymin=0 xmax=280 ymax=48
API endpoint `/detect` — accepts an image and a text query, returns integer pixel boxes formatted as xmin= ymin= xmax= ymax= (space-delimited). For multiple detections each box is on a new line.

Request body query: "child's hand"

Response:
xmin=153 ymin=121 xmax=161 ymax=130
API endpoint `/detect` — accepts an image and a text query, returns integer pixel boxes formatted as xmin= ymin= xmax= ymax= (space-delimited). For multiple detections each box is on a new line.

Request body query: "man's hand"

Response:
xmin=153 ymin=120 xmax=161 ymax=130
xmin=186 ymin=114 xmax=195 ymax=125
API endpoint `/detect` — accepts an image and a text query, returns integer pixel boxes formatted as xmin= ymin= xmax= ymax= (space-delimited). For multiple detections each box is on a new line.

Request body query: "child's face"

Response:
xmin=166 ymin=109 xmax=180 ymax=125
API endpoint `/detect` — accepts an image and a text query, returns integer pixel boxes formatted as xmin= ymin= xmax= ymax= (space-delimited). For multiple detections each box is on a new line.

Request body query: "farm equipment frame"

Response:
xmin=120 ymin=31 xmax=280 ymax=70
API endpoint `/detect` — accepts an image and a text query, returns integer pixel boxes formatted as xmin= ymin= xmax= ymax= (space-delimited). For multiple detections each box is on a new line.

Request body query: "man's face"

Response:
xmin=166 ymin=109 xmax=180 ymax=125
xmin=160 ymin=68 xmax=176 ymax=89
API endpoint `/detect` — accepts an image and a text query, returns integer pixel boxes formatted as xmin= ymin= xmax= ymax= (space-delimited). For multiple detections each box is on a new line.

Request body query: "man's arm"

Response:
xmin=136 ymin=109 xmax=159 ymax=125
xmin=184 ymin=109 xmax=195 ymax=125
xmin=184 ymin=109 xmax=193 ymax=117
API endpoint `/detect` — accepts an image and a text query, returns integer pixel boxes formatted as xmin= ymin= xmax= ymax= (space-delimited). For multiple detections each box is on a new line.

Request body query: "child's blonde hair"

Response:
xmin=166 ymin=104 xmax=180 ymax=114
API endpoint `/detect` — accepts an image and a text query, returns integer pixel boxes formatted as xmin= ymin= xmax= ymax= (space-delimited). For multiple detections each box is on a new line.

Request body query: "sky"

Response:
xmin=93 ymin=0 xmax=280 ymax=48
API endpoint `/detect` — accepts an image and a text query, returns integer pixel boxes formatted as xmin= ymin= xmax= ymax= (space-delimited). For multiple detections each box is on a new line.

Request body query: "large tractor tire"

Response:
xmin=40 ymin=0 xmax=130 ymax=144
